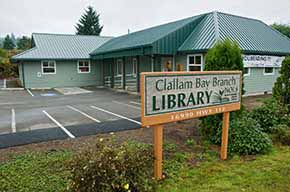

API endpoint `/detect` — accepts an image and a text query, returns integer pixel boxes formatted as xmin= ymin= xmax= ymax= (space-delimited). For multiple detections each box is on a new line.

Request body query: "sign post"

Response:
xmin=221 ymin=112 xmax=230 ymax=160
xmin=141 ymin=71 xmax=242 ymax=180
xmin=153 ymin=124 xmax=163 ymax=180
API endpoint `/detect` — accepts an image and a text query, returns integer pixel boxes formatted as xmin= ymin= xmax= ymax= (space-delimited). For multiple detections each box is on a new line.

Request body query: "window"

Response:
xmin=78 ymin=60 xmax=90 ymax=73
xmin=244 ymin=67 xmax=250 ymax=76
xmin=42 ymin=61 xmax=56 ymax=74
xmin=132 ymin=58 xmax=137 ymax=75
xmin=116 ymin=59 xmax=123 ymax=76
xmin=187 ymin=54 xmax=203 ymax=71
xmin=264 ymin=67 xmax=274 ymax=75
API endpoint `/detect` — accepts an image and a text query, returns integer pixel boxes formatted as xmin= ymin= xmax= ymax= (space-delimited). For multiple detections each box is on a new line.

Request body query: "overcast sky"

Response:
xmin=1 ymin=0 xmax=290 ymax=38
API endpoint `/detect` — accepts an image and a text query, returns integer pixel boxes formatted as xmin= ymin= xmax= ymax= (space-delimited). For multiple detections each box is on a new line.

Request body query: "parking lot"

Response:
xmin=0 ymin=88 xmax=141 ymax=148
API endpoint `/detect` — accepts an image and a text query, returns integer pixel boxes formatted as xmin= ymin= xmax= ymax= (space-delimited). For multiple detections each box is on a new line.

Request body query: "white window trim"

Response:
xmin=77 ymin=60 xmax=91 ymax=74
xmin=132 ymin=58 xmax=137 ymax=76
xmin=41 ymin=60 xmax=56 ymax=75
xmin=263 ymin=67 xmax=274 ymax=76
xmin=187 ymin=54 xmax=203 ymax=71
xmin=116 ymin=59 xmax=123 ymax=77
xmin=243 ymin=67 xmax=251 ymax=77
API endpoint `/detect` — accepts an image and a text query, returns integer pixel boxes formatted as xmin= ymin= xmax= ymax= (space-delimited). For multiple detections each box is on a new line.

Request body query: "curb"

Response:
xmin=0 ymin=88 xmax=25 ymax=91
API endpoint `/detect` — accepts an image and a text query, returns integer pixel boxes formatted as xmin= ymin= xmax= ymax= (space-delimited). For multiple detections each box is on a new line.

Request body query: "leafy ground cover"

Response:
xmin=1 ymin=144 xmax=289 ymax=192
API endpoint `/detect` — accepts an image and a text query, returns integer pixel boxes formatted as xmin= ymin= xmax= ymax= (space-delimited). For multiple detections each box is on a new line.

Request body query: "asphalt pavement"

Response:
xmin=0 ymin=88 xmax=142 ymax=148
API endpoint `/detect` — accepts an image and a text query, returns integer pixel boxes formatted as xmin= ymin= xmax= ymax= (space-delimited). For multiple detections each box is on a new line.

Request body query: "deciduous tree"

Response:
xmin=271 ymin=23 xmax=290 ymax=38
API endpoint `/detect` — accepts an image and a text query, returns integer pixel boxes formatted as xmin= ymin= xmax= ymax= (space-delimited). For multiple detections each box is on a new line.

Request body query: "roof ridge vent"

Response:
xmin=213 ymin=11 xmax=220 ymax=42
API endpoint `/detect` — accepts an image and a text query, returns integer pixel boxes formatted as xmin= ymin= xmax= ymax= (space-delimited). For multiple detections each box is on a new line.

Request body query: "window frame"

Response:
xmin=77 ymin=60 xmax=91 ymax=74
xmin=116 ymin=59 xmax=123 ymax=76
xmin=187 ymin=54 xmax=203 ymax=72
xmin=263 ymin=67 xmax=274 ymax=76
xmin=41 ymin=60 xmax=56 ymax=75
xmin=243 ymin=67 xmax=251 ymax=77
xmin=132 ymin=58 xmax=137 ymax=76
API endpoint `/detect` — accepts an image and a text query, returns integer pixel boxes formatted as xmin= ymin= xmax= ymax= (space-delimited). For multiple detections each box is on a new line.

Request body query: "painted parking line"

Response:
xmin=130 ymin=101 xmax=141 ymax=106
xmin=91 ymin=105 xmax=141 ymax=125
xmin=0 ymin=102 xmax=25 ymax=106
xmin=67 ymin=105 xmax=101 ymax=123
xmin=11 ymin=108 xmax=16 ymax=133
xmin=112 ymin=100 xmax=140 ymax=110
xmin=42 ymin=110 xmax=75 ymax=138
xmin=26 ymin=88 xmax=34 ymax=97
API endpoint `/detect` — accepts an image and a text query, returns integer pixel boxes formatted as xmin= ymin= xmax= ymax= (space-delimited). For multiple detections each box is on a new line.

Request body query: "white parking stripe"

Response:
xmin=3 ymin=79 xmax=6 ymax=88
xmin=11 ymin=108 xmax=16 ymax=133
xmin=130 ymin=101 xmax=141 ymax=106
xmin=91 ymin=105 xmax=141 ymax=125
xmin=42 ymin=110 xmax=75 ymax=138
xmin=67 ymin=105 xmax=101 ymax=123
xmin=113 ymin=100 xmax=140 ymax=110
xmin=26 ymin=88 xmax=34 ymax=97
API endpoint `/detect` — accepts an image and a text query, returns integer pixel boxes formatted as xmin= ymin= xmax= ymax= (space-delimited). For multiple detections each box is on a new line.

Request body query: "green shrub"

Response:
xmin=200 ymin=110 xmax=244 ymax=145
xmin=200 ymin=111 xmax=273 ymax=155
xmin=200 ymin=38 xmax=246 ymax=144
xmin=67 ymin=138 xmax=156 ymax=192
xmin=249 ymin=99 xmax=287 ymax=133
xmin=0 ymin=48 xmax=18 ymax=78
xmin=272 ymin=124 xmax=290 ymax=145
xmin=229 ymin=115 xmax=272 ymax=155
xmin=273 ymin=56 xmax=290 ymax=109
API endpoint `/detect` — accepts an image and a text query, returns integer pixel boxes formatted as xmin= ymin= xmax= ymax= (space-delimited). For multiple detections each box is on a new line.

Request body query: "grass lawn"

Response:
xmin=0 ymin=145 xmax=289 ymax=192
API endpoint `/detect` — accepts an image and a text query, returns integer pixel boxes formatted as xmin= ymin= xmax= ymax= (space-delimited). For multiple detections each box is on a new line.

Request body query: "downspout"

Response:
xmin=21 ymin=61 xmax=26 ymax=88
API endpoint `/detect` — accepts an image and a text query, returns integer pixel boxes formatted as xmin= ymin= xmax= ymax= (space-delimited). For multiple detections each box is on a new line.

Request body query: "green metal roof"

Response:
xmin=92 ymin=11 xmax=290 ymax=58
xmin=90 ymin=14 xmax=206 ymax=58
xmin=179 ymin=12 xmax=290 ymax=55
xmin=12 ymin=33 xmax=112 ymax=61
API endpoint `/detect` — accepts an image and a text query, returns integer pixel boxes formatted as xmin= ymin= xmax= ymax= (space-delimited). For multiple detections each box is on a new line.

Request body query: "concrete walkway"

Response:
xmin=54 ymin=87 xmax=92 ymax=95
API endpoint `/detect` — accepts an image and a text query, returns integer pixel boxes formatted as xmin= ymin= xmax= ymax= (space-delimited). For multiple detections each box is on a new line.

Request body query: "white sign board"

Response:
xmin=243 ymin=55 xmax=285 ymax=68
xmin=141 ymin=71 xmax=242 ymax=126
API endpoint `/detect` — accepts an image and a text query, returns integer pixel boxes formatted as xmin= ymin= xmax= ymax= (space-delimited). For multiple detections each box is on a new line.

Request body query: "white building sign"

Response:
xmin=141 ymin=71 xmax=242 ymax=126
xmin=243 ymin=55 xmax=285 ymax=68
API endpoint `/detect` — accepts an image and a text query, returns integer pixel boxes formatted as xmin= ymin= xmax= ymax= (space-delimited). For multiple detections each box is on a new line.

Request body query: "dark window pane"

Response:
xmin=79 ymin=67 xmax=89 ymax=72
xmin=244 ymin=68 xmax=249 ymax=74
xmin=265 ymin=67 xmax=273 ymax=74
xmin=189 ymin=66 xmax=201 ymax=71
xmin=42 ymin=62 xmax=49 ymax=67
xmin=195 ymin=56 xmax=201 ymax=64
xmin=43 ymin=68 xmax=55 ymax=73
xmin=189 ymin=56 xmax=195 ymax=64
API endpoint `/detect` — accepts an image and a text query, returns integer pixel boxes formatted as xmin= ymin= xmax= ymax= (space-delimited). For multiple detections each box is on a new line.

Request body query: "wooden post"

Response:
xmin=154 ymin=124 xmax=163 ymax=180
xmin=221 ymin=112 xmax=230 ymax=160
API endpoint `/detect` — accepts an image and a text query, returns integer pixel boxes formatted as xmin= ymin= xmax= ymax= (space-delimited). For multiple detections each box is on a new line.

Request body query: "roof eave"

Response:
xmin=90 ymin=44 xmax=153 ymax=56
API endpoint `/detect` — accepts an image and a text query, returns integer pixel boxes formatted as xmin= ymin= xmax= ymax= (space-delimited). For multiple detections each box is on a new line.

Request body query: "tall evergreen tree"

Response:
xmin=3 ymin=35 xmax=15 ymax=50
xmin=75 ymin=6 xmax=103 ymax=35
xmin=17 ymin=36 xmax=32 ymax=50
